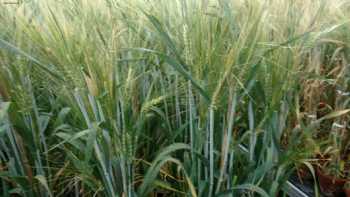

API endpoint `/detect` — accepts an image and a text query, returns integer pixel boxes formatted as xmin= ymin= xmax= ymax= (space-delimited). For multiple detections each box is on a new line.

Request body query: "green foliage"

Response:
xmin=0 ymin=0 xmax=349 ymax=196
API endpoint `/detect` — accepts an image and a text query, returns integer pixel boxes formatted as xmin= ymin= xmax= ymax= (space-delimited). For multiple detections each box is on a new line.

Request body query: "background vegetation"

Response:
xmin=0 ymin=0 xmax=349 ymax=196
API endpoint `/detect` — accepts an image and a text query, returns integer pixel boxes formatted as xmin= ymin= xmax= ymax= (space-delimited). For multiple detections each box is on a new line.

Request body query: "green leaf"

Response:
xmin=0 ymin=102 xmax=10 ymax=120
xmin=138 ymin=143 xmax=190 ymax=196
xmin=143 ymin=12 xmax=183 ymax=65
xmin=48 ymin=129 xmax=95 ymax=152
xmin=35 ymin=175 xmax=53 ymax=197
xmin=134 ymin=48 xmax=210 ymax=103
xmin=218 ymin=184 xmax=269 ymax=197
xmin=0 ymin=39 xmax=62 ymax=81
